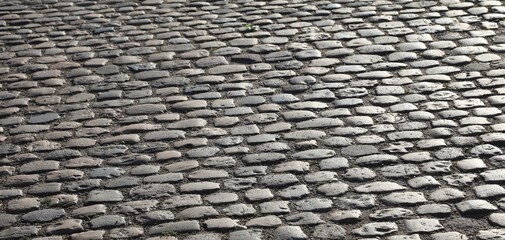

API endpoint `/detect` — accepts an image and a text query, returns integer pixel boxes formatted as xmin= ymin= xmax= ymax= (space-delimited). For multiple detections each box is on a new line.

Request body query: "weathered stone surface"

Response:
xmin=0 ymin=226 xmax=40 ymax=239
xmin=352 ymin=222 xmax=398 ymax=236
xmin=0 ymin=1 xmax=503 ymax=239
xmin=273 ymin=226 xmax=307 ymax=240
xmin=148 ymin=221 xmax=200 ymax=235
xmin=456 ymin=200 xmax=498 ymax=214
xmin=86 ymin=190 xmax=123 ymax=203
xmin=404 ymin=218 xmax=444 ymax=233
xmin=21 ymin=209 xmax=66 ymax=223
xmin=46 ymin=219 xmax=84 ymax=235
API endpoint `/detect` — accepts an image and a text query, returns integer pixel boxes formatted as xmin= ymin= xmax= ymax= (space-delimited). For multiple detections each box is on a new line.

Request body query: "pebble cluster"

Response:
xmin=1 ymin=0 xmax=505 ymax=239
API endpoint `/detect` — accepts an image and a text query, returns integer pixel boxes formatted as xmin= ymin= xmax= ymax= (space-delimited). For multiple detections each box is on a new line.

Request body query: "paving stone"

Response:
xmin=355 ymin=182 xmax=406 ymax=193
xmin=456 ymin=200 xmax=498 ymax=214
xmin=86 ymin=190 xmax=123 ymax=203
xmin=417 ymin=203 xmax=452 ymax=216
xmin=277 ymin=185 xmax=310 ymax=199
xmin=72 ymin=204 xmax=106 ymax=218
xmin=0 ymin=214 xmax=16 ymax=227
xmin=432 ymin=232 xmax=468 ymax=240
xmin=370 ymin=208 xmax=414 ymax=220
xmin=294 ymin=198 xmax=333 ymax=212
xmin=382 ymin=192 xmax=428 ymax=205
xmin=148 ymin=221 xmax=200 ymax=235
xmin=474 ymin=184 xmax=505 ymax=198
xmin=180 ymin=182 xmax=220 ymax=193
xmin=339 ymin=193 xmax=378 ymax=209
xmin=70 ymin=230 xmax=105 ymax=240
xmin=273 ymin=226 xmax=307 ymax=240
xmin=404 ymin=218 xmax=444 ymax=233
xmin=46 ymin=219 xmax=84 ymax=234
xmin=229 ymin=229 xmax=262 ymax=240
xmin=136 ymin=210 xmax=174 ymax=225
xmin=176 ymin=206 xmax=219 ymax=220
xmin=21 ymin=209 xmax=66 ymax=223
xmin=328 ymin=210 xmax=362 ymax=223
xmin=245 ymin=188 xmax=274 ymax=202
xmin=477 ymin=229 xmax=505 ymax=240
xmin=408 ymin=176 xmax=441 ymax=188
xmin=489 ymin=213 xmax=505 ymax=227
xmin=203 ymin=218 xmax=242 ymax=230
xmin=341 ymin=145 xmax=379 ymax=157
xmin=292 ymin=149 xmax=336 ymax=160
xmin=246 ymin=213 xmax=283 ymax=227
xmin=130 ymin=184 xmax=176 ymax=199
xmin=481 ymin=169 xmax=505 ymax=183
xmin=115 ymin=200 xmax=158 ymax=215
xmin=286 ymin=212 xmax=324 ymax=225
xmin=0 ymin=1 xmax=504 ymax=239
xmin=352 ymin=222 xmax=398 ymax=237
xmin=343 ymin=54 xmax=384 ymax=64
xmin=109 ymin=227 xmax=143 ymax=239
xmin=0 ymin=226 xmax=40 ymax=240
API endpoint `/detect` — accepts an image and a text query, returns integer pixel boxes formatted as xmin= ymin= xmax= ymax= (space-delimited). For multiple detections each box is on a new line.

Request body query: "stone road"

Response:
xmin=1 ymin=0 xmax=505 ymax=239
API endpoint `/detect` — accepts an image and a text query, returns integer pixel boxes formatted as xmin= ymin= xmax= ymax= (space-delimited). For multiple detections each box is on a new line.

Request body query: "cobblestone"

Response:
xmin=0 ymin=0 xmax=502 ymax=239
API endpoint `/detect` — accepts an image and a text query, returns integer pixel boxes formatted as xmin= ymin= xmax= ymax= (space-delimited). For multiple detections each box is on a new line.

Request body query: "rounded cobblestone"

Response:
xmin=0 ymin=0 xmax=502 ymax=239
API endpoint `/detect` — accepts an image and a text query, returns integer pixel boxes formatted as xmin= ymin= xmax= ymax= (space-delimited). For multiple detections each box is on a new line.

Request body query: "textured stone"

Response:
xmin=21 ymin=209 xmax=66 ymax=223
xmin=352 ymin=222 xmax=398 ymax=236
xmin=273 ymin=226 xmax=307 ymax=240
xmin=0 ymin=2 xmax=503 ymax=239
xmin=404 ymin=218 xmax=444 ymax=233
xmin=148 ymin=221 xmax=200 ymax=235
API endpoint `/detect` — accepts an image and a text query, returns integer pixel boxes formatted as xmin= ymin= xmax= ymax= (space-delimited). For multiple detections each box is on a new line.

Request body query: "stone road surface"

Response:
xmin=1 ymin=0 xmax=505 ymax=239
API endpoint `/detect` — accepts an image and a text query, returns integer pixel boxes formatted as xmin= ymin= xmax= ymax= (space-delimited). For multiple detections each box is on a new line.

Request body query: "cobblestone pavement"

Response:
xmin=3 ymin=0 xmax=505 ymax=239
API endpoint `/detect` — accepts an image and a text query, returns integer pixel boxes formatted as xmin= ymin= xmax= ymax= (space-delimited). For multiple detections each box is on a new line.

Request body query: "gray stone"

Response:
xmin=382 ymin=192 xmax=428 ymax=205
xmin=148 ymin=221 xmax=200 ymax=235
xmin=86 ymin=190 xmax=123 ymax=203
xmin=477 ymin=229 xmax=505 ymax=240
xmin=21 ymin=209 xmax=66 ymax=223
xmin=341 ymin=145 xmax=379 ymax=157
xmin=0 ymin=214 xmax=16 ymax=227
xmin=230 ymin=229 xmax=262 ymax=240
xmin=404 ymin=218 xmax=444 ymax=233
xmin=352 ymin=222 xmax=398 ymax=236
xmin=370 ymin=208 xmax=414 ymax=220
xmin=456 ymin=200 xmax=498 ymax=213
xmin=90 ymin=215 xmax=126 ymax=229
xmin=273 ymin=226 xmax=307 ymax=240
xmin=0 ymin=226 xmax=40 ymax=239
